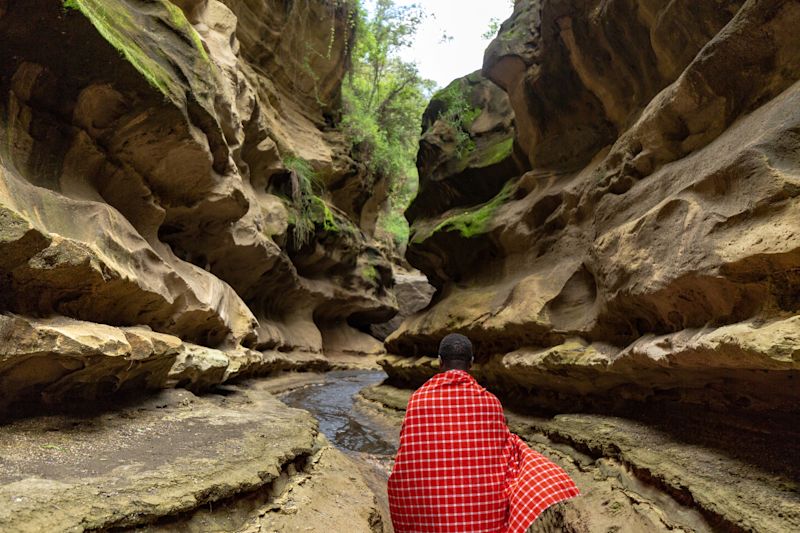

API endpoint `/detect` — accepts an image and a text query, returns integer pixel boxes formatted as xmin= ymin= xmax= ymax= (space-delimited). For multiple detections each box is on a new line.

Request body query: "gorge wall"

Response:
xmin=0 ymin=0 xmax=397 ymax=412
xmin=382 ymin=0 xmax=800 ymax=530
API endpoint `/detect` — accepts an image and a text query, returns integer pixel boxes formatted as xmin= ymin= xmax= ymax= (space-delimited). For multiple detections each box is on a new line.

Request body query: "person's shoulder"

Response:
xmin=483 ymin=388 xmax=501 ymax=402
xmin=407 ymin=374 xmax=440 ymax=403
xmin=479 ymin=387 xmax=504 ymax=411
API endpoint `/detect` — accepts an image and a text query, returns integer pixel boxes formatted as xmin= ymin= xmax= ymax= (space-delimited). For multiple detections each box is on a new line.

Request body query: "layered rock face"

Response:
xmin=369 ymin=268 xmax=435 ymax=341
xmin=385 ymin=0 xmax=800 ymax=530
xmin=0 ymin=0 xmax=396 ymax=412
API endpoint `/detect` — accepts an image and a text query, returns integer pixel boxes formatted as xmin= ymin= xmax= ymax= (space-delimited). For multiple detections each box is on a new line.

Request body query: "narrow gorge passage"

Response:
xmin=1 ymin=0 xmax=798 ymax=531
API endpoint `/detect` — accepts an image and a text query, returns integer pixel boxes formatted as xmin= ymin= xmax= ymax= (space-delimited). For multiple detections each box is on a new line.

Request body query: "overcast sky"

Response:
xmin=368 ymin=0 xmax=515 ymax=89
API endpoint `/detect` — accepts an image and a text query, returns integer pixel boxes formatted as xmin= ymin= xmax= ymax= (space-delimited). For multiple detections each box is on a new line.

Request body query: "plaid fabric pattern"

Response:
xmin=388 ymin=370 xmax=579 ymax=533
xmin=504 ymin=434 xmax=578 ymax=533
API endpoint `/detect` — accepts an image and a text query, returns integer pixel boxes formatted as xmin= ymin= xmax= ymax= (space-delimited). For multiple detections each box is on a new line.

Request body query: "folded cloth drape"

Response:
xmin=388 ymin=369 xmax=579 ymax=533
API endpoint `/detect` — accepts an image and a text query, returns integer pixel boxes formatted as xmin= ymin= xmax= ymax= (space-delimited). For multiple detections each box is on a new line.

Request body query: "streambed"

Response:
xmin=278 ymin=370 xmax=401 ymax=482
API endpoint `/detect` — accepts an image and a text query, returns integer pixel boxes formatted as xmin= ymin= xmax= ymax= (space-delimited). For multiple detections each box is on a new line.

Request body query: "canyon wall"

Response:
xmin=0 ymin=0 xmax=396 ymax=412
xmin=383 ymin=0 xmax=800 ymax=530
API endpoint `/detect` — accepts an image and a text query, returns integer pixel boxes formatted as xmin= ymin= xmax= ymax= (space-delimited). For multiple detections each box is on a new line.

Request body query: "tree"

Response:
xmin=482 ymin=1 xmax=515 ymax=41
xmin=341 ymin=0 xmax=434 ymax=248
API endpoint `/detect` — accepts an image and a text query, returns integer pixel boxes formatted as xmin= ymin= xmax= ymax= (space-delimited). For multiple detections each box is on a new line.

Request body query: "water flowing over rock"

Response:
xmin=384 ymin=0 xmax=800 ymax=530
xmin=0 ymin=0 xmax=398 ymax=410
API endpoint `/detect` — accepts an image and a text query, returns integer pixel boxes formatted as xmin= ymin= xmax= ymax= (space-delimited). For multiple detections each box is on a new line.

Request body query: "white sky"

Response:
xmin=368 ymin=0 xmax=515 ymax=89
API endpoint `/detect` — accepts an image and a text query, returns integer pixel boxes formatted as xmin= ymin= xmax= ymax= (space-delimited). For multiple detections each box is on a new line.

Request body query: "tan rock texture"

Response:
xmin=0 ymin=0 xmax=397 ymax=409
xmin=370 ymin=268 xmax=435 ymax=341
xmin=407 ymin=70 xmax=524 ymax=225
xmin=389 ymin=0 xmax=800 ymax=413
xmin=385 ymin=0 xmax=800 ymax=530
xmin=0 ymin=381 xmax=386 ymax=532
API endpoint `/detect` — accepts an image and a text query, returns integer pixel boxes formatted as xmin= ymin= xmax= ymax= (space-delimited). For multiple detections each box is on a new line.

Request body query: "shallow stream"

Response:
xmin=279 ymin=370 xmax=399 ymax=458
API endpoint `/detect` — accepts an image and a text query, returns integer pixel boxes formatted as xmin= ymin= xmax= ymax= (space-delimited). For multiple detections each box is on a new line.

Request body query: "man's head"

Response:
xmin=438 ymin=333 xmax=473 ymax=371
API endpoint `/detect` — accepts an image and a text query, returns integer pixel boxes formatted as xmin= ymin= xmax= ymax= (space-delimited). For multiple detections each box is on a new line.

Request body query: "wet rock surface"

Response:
xmin=279 ymin=370 xmax=401 ymax=530
xmin=0 ymin=380 xmax=386 ymax=532
xmin=279 ymin=371 xmax=398 ymax=458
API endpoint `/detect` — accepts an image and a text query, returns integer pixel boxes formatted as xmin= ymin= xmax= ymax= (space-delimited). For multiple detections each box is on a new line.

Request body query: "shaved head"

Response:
xmin=438 ymin=334 xmax=473 ymax=370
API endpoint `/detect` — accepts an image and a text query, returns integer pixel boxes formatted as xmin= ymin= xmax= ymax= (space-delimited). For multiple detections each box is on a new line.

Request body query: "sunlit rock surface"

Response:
xmin=0 ymin=0 xmax=397 ymax=410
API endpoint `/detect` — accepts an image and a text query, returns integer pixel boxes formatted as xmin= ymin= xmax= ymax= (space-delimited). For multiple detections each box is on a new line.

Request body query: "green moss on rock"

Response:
xmin=433 ymin=77 xmax=482 ymax=130
xmin=64 ymin=0 xmax=173 ymax=96
xmin=413 ymin=180 xmax=515 ymax=242
xmin=473 ymin=136 xmax=514 ymax=168
xmin=163 ymin=2 xmax=210 ymax=62
xmin=312 ymin=196 xmax=340 ymax=233
xmin=361 ymin=264 xmax=379 ymax=284
xmin=63 ymin=0 xmax=213 ymax=104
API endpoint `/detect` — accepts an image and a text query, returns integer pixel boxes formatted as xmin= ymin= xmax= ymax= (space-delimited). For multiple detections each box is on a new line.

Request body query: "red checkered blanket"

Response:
xmin=388 ymin=370 xmax=579 ymax=533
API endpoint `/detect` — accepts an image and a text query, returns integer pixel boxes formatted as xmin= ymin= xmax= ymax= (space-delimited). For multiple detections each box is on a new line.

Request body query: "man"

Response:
xmin=388 ymin=334 xmax=579 ymax=533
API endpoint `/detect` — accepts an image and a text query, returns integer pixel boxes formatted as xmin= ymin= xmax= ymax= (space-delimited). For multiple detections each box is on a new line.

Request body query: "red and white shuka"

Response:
xmin=388 ymin=369 xmax=579 ymax=533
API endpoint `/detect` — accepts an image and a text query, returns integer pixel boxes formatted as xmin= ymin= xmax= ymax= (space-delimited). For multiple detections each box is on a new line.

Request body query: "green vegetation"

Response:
xmin=481 ymin=2 xmax=514 ymax=41
xmin=432 ymin=79 xmax=482 ymax=158
xmin=380 ymin=201 xmax=412 ymax=247
xmin=341 ymin=0 xmax=434 ymax=247
xmin=415 ymin=180 xmax=515 ymax=242
xmin=40 ymin=444 xmax=67 ymax=452
xmin=482 ymin=17 xmax=503 ymax=41
xmin=283 ymin=156 xmax=321 ymax=248
xmin=468 ymin=136 xmax=514 ymax=170
xmin=361 ymin=264 xmax=380 ymax=284
xmin=63 ymin=0 xmax=212 ymax=103
xmin=64 ymin=0 xmax=173 ymax=97
xmin=163 ymin=2 xmax=209 ymax=62
xmin=283 ymin=155 xmax=319 ymax=187
xmin=312 ymin=196 xmax=341 ymax=234
xmin=435 ymin=78 xmax=482 ymax=127
xmin=283 ymin=156 xmax=359 ymax=247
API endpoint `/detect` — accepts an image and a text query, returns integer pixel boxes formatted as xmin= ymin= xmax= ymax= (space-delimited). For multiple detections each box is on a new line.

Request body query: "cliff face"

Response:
xmin=390 ymin=0 xmax=799 ymax=412
xmin=0 ymin=0 xmax=395 ymax=411
xmin=385 ymin=0 xmax=800 ymax=530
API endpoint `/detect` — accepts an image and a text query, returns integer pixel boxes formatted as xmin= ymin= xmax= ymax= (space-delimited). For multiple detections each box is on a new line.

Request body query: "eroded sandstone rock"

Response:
xmin=407 ymin=70 xmax=523 ymax=223
xmin=388 ymin=0 xmax=800 ymax=410
xmin=0 ymin=381 xmax=385 ymax=532
xmin=0 ymin=314 xmax=332 ymax=413
xmin=385 ymin=1 xmax=800 ymax=528
xmin=0 ymin=0 xmax=397 ymax=409
xmin=370 ymin=268 xmax=435 ymax=341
